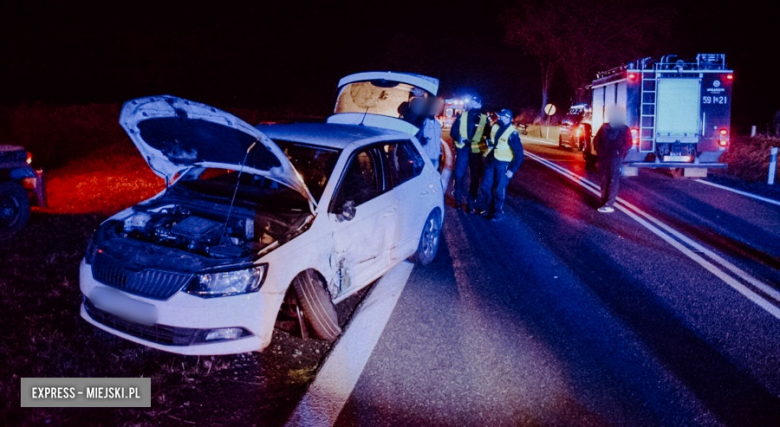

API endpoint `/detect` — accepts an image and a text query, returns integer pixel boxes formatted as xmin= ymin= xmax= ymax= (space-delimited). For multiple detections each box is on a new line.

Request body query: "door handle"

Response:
xmin=419 ymin=191 xmax=428 ymax=197
xmin=383 ymin=207 xmax=397 ymax=217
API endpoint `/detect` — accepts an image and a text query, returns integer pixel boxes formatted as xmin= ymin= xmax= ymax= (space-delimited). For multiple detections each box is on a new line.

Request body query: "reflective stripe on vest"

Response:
xmin=455 ymin=112 xmax=468 ymax=149
xmin=471 ymin=114 xmax=487 ymax=153
xmin=487 ymin=124 xmax=516 ymax=162
xmin=455 ymin=111 xmax=487 ymax=153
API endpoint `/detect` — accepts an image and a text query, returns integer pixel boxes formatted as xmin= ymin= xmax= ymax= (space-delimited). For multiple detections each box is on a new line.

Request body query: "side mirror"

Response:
xmin=339 ymin=200 xmax=357 ymax=222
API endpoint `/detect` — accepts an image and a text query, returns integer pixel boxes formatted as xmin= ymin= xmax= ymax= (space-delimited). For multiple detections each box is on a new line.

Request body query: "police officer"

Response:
xmin=450 ymin=96 xmax=489 ymax=212
xmin=476 ymin=109 xmax=524 ymax=221
xmin=594 ymin=106 xmax=632 ymax=213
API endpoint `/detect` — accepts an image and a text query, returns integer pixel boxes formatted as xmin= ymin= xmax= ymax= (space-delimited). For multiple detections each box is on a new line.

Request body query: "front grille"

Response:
xmin=92 ymin=252 xmax=193 ymax=300
xmin=84 ymin=298 xmax=198 ymax=346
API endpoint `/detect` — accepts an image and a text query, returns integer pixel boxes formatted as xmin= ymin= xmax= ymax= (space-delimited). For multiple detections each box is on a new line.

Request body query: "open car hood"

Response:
xmin=120 ymin=95 xmax=315 ymax=212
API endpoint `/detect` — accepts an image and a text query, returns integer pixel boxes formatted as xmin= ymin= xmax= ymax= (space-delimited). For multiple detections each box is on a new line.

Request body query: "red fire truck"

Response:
xmin=583 ymin=53 xmax=733 ymax=178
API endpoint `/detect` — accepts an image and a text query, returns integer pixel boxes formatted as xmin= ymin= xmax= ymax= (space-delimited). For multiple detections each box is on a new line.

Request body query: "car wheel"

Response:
xmin=290 ymin=270 xmax=341 ymax=342
xmin=411 ymin=209 xmax=442 ymax=265
xmin=0 ymin=182 xmax=30 ymax=239
xmin=569 ymin=138 xmax=579 ymax=152
xmin=558 ymin=135 xmax=564 ymax=149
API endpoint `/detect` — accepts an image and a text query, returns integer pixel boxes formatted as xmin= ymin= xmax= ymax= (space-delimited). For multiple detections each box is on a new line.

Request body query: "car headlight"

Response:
xmin=185 ymin=264 xmax=267 ymax=298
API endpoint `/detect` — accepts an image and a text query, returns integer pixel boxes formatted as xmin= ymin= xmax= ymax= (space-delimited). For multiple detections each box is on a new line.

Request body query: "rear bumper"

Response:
xmin=627 ymin=162 xmax=727 ymax=169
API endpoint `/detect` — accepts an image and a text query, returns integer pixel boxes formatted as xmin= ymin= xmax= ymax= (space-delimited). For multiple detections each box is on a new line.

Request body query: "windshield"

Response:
xmin=177 ymin=168 xmax=309 ymax=212
xmin=175 ymin=141 xmax=339 ymax=210
xmin=274 ymin=141 xmax=340 ymax=201
xmin=562 ymin=114 xmax=583 ymax=125
xmin=334 ymin=80 xmax=429 ymax=121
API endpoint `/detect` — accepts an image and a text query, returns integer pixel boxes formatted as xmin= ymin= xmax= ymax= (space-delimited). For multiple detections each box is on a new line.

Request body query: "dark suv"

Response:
xmin=0 ymin=145 xmax=45 ymax=238
xmin=558 ymin=112 xmax=591 ymax=152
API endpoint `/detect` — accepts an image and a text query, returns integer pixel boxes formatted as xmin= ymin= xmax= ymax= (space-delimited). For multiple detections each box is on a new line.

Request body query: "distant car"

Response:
xmin=558 ymin=112 xmax=591 ymax=152
xmin=0 ymin=145 xmax=44 ymax=238
xmin=80 ymin=74 xmax=445 ymax=355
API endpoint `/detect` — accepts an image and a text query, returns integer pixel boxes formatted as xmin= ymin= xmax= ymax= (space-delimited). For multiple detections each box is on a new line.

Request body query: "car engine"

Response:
xmin=121 ymin=205 xmax=257 ymax=256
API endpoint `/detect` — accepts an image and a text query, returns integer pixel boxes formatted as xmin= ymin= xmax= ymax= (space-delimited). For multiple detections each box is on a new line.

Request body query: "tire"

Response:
xmin=291 ymin=270 xmax=341 ymax=342
xmin=569 ymin=138 xmax=579 ymax=152
xmin=558 ymin=136 xmax=564 ymax=149
xmin=411 ymin=209 xmax=442 ymax=265
xmin=0 ymin=182 xmax=30 ymax=239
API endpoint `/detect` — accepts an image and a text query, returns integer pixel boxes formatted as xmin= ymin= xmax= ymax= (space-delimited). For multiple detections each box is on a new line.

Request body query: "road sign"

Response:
xmin=544 ymin=104 xmax=557 ymax=116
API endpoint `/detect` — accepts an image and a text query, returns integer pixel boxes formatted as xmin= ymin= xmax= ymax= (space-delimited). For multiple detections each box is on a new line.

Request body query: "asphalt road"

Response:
xmin=327 ymin=140 xmax=780 ymax=426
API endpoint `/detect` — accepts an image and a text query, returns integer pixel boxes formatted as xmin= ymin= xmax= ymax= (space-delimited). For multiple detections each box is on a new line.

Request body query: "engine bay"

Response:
xmin=108 ymin=203 xmax=308 ymax=259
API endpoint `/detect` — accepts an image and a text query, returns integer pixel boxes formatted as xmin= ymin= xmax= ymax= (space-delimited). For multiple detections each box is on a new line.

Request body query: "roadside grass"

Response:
xmin=523 ymin=124 xmax=560 ymax=142
xmin=718 ymin=135 xmax=780 ymax=183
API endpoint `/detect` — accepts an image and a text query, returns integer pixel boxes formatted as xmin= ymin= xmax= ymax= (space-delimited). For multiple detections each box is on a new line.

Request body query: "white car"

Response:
xmin=79 ymin=72 xmax=444 ymax=355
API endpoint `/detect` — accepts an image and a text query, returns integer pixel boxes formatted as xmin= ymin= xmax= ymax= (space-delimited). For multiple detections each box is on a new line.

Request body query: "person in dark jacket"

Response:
xmin=594 ymin=106 xmax=633 ymax=213
xmin=417 ymin=97 xmax=443 ymax=169
xmin=401 ymin=95 xmax=442 ymax=169
xmin=475 ymin=109 xmax=524 ymax=221
xmin=450 ymin=96 xmax=489 ymax=212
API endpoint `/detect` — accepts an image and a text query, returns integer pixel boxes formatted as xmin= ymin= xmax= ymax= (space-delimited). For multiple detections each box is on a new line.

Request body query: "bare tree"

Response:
xmin=503 ymin=0 xmax=672 ymax=113
xmin=503 ymin=3 xmax=566 ymax=117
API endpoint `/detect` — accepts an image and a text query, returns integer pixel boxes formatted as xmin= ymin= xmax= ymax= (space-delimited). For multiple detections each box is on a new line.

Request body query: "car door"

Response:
xmin=377 ymin=140 xmax=428 ymax=258
xmin=328 ymin=146 xmax=398 ymax=297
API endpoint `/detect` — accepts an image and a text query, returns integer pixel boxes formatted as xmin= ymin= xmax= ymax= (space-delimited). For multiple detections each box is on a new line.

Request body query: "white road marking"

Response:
xmin=522 ymin=134 xmax=780 ymax=207
xmin=285 ymin=262 xmax=415 ymax=427
xmin=525 ymin=151 xmax=780 ymax=319
xmin=526 ymin=152 xmax=780 ymax=304
xmin=694 ymin=179 xmax=780 ymax=207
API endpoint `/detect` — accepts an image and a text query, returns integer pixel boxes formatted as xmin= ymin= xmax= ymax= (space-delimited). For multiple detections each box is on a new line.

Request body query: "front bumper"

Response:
xmin=79 ymin=260 xmax=280 ymax=355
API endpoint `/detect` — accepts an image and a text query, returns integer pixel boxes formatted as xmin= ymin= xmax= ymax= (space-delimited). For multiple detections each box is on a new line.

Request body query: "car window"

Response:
xmin=379 ymin=140 xmax=425 ymax=189
xmin=331 ymin=148 xmax=382 ymax=211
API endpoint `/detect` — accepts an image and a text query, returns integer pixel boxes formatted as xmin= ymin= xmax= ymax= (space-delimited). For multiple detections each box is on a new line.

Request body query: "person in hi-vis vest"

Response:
xmin=475 ymin=109 xmax=524 ymax=221
xmin=449 ymin=96 xmax=489 ymax=212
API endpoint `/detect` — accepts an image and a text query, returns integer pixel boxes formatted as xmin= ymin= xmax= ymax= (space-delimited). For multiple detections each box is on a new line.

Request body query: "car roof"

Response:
xmin=256 ymin=122 xmax=409 ymax=149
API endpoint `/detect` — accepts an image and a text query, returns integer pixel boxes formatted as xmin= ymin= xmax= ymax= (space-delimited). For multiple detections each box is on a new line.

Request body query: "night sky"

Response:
xmin=1 ymin=0 xmax=778 ymax=131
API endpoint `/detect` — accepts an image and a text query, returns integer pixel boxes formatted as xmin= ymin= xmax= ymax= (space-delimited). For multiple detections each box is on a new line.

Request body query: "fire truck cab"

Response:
xmin=584 ymin=53 xmax=733 ymax=178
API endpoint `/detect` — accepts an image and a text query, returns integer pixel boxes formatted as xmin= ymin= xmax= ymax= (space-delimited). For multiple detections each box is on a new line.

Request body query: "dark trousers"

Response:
xmin=599 ymin=156 xmax=623 ymax=207
xmin=453 ymin=148 xmax=483 ymax=206
xmin=477 ymin=160 xmax=510 ymax=214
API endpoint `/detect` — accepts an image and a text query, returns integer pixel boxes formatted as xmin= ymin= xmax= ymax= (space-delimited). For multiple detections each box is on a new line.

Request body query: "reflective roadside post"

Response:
xmin=769 ymin=147 xmax=778 ymax=185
